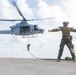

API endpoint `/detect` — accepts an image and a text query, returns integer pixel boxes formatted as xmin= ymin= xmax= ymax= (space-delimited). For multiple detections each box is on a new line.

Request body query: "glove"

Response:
xmin=48 ymin=29 xmax=51 ymax=32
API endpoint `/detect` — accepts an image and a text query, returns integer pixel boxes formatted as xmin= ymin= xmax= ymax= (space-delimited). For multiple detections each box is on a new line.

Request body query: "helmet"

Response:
xmin=63 ymin=21 xmax=69 ymax=26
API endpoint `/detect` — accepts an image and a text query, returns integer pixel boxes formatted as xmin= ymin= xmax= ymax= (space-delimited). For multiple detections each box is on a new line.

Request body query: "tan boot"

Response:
xmin=73 ymin=59 xmax=76 ymax=62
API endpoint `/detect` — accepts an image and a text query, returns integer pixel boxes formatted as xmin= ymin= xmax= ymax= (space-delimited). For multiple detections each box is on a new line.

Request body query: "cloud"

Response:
xmin=35 ymin=0 xmax=76 ymax=58
xmin=0 ymin=0 xmax=34 ymax=58
xmin=0 ymin=0 xmax=76 ymax=59
xmin=16 ymin=0 xmax=34 ymax=19
xmin=62 ymin=0 xmax=76 ymax=26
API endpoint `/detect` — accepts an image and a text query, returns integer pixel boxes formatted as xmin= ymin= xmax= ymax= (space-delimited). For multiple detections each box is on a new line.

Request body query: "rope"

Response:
xmin=26 ymin=32 xmax=42 ymax=59
xmin=27 ymin=44 xmax=42 ymax=59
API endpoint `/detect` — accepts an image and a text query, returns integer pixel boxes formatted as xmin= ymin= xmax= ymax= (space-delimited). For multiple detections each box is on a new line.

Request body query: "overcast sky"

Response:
xmin=0 ymin=0 xmax=76 ymax=59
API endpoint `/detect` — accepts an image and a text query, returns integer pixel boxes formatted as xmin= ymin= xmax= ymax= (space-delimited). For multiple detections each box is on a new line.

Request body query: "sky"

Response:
xmin=0 ymin=0 xmax=76 ymax=59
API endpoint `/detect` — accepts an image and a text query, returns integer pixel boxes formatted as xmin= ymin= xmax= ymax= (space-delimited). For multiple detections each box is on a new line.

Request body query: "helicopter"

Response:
xmin=0 ymin=1 xmax=55 ymax=38
xmin=0 ymin=1 xmax=45 ymax=38
xmin=0 ymin=1 xmax=55 ymax=57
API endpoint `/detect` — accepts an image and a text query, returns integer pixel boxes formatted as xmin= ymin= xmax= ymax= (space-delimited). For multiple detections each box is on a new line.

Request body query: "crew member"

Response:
xmin=48 ymin=21 xmax=76 ymax=62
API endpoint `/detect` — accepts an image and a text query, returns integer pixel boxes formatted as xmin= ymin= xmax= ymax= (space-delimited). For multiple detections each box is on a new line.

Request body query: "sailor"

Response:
xmin=48 ymin=21 xmax=76 ymax=62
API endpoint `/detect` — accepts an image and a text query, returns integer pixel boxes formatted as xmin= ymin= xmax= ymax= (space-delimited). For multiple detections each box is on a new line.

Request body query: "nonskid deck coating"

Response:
xmin=0 ymin=58 xmax=76 ymax=75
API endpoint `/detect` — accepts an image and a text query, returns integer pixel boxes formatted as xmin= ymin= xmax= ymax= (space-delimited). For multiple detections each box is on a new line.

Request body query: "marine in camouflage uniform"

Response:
xmin=48 ymin=21 xmax=76 ymax=62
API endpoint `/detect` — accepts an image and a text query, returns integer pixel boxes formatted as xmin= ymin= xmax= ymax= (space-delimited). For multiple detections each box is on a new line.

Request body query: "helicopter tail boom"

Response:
xmin=0 ymin=30 xmax=12 ymax=34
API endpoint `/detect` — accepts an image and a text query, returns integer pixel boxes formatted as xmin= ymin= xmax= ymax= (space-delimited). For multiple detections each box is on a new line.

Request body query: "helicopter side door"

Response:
xmin=20 ymin=26 xmax=30 ymax=35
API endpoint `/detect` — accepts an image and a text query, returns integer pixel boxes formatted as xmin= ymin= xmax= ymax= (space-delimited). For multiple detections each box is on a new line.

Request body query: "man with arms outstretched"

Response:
xmin=48 ymin=21 xmax=76 ymax=62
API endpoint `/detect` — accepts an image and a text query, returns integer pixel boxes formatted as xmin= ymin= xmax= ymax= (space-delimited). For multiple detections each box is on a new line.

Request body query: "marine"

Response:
xmin=48 ymin=21 xmax=76 ymax=62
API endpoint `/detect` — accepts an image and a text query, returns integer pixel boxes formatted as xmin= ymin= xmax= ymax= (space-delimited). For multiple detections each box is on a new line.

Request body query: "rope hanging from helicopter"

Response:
xmin=27 ymin=45 xmax=43 ymax=59
xmin=26 ymin=32 xmax=42 ymax=59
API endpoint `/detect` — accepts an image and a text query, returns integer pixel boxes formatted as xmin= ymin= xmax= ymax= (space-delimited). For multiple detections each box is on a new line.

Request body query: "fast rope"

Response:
xmin=27 ymin=35 xmax=42 ymax=59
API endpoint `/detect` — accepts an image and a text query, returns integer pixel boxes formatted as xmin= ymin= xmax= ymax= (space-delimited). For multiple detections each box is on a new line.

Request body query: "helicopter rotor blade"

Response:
xmin=29 ymin=17 xmax=56 ymax=21
xmin=0 ymin=1 xmax=55 ymax=22
xmin=0 ymin=17 xmax=55 ymax=21
xmin=0 ymin=19 xmax=34 ymax=21
xmin=0 ymin=19 xmax=23 ymax=21
xmin=11 ymin=1 xmax=26 ymax=20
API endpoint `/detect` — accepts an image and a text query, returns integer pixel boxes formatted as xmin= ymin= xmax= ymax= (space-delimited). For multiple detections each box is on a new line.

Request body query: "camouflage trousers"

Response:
xmin=58 ymin=37 xmax=75 ymax=60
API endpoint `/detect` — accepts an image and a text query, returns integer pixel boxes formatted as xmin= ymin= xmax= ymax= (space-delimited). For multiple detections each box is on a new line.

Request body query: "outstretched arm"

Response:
xmin=48 ymin=27 xmax=61 ymax=32
xmin=71 ymin=28 xmax=76 ymax=32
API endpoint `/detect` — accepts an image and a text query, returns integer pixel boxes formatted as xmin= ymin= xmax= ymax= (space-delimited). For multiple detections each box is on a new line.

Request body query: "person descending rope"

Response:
xmin=27 ymin=44 xmax=30 ymax=51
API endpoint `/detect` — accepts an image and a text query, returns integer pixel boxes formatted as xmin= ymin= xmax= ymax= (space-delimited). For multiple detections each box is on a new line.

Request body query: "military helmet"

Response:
xmin=63 ymin=21 xmax=69 ymax=26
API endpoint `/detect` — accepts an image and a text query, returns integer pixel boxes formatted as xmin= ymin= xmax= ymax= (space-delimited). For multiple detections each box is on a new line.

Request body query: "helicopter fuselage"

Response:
xmin=0 ymin=21 xmax=44 ymax=36
xmin=0 ymin=1 xmax=44 ymax=37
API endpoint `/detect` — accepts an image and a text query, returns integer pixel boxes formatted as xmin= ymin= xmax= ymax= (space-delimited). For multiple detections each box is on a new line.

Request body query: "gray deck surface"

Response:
xmin=0 ymin=58 xmax=76 ymax=75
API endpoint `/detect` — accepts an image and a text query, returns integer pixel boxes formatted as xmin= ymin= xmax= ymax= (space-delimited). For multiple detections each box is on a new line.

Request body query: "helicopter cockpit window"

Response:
xmin=34 ymin=25 xmax=38 ymax=31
